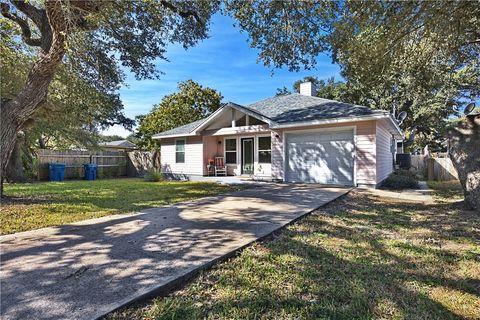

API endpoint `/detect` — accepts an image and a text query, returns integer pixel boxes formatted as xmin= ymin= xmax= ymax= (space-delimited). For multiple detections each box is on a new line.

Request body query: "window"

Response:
xmin=249 ymin=116 xmax=265 ymax=125
xmin=225 ymin=138 xmax=237 ymax=164
xmin=175 ymin=139 xmax=185 ymax=163
xmin=258 ymin=136 xmax=271 ymax=163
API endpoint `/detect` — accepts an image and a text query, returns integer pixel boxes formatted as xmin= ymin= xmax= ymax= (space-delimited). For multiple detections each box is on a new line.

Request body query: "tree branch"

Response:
xmin=0 ymin=3 xmax=42 ymax=47
xmin=160 ymin=0 xmax=202 ymax=23
xmin=11 ymin=0 xmax=45 ymax=30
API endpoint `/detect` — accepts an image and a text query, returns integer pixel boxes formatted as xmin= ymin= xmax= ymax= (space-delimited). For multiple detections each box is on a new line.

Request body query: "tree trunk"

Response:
xmin=448 ymin=114 xmax=480 ymax=211
xmin=5 ymin=133 xmax=27 ymax=183
xmin=38 ymin=136 xmax=47 ymax=149
xmin=0 ymin=2 xmax=66 ymax=197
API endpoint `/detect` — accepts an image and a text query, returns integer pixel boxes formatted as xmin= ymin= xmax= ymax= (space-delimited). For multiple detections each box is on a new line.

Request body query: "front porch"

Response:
xmin=202 ymin=131 xmax=273 ymax=178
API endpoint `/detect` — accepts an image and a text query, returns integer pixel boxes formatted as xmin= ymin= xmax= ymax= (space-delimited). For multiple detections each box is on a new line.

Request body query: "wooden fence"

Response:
xmin=37 ymin=149 xmax=127 ymax=180
xmin=427 ymin=157 xmax=458 ymax=181
xmin=126 ymin=150 xmax=160 ymax=177
xmin=410 ymin=154 xmax=458 ymax=181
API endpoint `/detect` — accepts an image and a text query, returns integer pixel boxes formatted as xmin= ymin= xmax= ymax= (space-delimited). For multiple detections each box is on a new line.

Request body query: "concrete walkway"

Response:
xmin=361 ymin=181 xmax=434 ymax=204
xmin=0 ymin=184 xmax=349 ymax=320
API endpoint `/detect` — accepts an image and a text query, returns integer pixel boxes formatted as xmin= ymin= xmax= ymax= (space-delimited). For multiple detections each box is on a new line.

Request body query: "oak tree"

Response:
xmin=0 ymin=0 xmax=219 ymax=194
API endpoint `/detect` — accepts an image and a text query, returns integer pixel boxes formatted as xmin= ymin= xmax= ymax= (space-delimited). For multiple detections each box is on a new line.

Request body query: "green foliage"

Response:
xmin=0 ymin=36 xmax=133 ymax=150
xmin=329 ymin=1 xmax=480 ymax=148
xmin=144 ymin=169 xmax=163 ymax=182
xmin=98 ymin=135 xmax=126 ymax=143
xmin=59 ymin=0 xmax=221 ymax=92
xmin=382 ymin=170 xmax=419 ymax=190
xmin=224 ymin=1 xmax=338 ymax=71
xmin=136 ymin=80 xmax=223 ymax=150
xmin=125 ymin=133 xmax=141 ymax=146
xmin=289 ymin=76 xmax=355 ymax=102
xmin=22 ymin=155 xmax=39 ymax=180
xmin=275 ymin=86 xmax=290 ymax=96
xmin=0 ymin=0 xmax=221 ymax=160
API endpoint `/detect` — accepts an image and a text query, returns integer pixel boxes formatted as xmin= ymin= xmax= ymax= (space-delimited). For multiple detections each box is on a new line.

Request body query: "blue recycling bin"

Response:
xmin=84 ymin=164 xmax=97 ymax=180
xmin=49 ymin=163 xmax=66 ymax=181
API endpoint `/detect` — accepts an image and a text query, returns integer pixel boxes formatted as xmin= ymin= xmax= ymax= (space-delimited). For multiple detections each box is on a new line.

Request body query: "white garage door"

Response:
xmin=285 ymin=129 xmax=355 ymax=185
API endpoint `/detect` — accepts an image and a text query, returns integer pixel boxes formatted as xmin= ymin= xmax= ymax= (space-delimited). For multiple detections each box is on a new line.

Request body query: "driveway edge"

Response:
xmin=96 ymin=187 xmax=352 ymax=319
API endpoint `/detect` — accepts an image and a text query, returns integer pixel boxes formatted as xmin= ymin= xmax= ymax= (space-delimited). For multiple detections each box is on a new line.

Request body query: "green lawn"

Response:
xmin=1 ymin=178 xmax=242 ymax=235
xmin=428 ymin=180 xmax=464 ymax=202
xmin=108 ymin=182 xmax=479 ymax=320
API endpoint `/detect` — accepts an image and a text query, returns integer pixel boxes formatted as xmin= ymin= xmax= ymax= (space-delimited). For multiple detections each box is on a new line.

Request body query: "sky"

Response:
xmin=103 ymin=13 xmax=341 ymax=137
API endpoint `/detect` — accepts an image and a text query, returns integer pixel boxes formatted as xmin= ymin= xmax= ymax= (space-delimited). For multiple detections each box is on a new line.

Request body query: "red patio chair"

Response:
xmin=214 ymin=157 xmax=227 ymax=176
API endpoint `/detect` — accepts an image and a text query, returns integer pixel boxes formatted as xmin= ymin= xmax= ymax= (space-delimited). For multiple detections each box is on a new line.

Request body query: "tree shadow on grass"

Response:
xmin=117 ymin=190 xmax=479 ymax=320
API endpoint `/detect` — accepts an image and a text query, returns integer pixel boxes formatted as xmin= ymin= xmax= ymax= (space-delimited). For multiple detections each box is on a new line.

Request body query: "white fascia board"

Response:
xmin=270 ymin=114 xmax=390 ymax=129
xmin=152 ymin=133 xmax=197 ymax=140
xmin=387 ymin=114 xmax=405 ymax=139
xmin=191 ymin=106 xmax=228 ymax=134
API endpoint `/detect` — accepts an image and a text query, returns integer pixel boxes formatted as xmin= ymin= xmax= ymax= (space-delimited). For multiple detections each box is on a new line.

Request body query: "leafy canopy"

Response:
xmin=329 ymin=1 xmax=480 ymax=135
xmin=0 ymin=20 xmax=132 ymax=150
xmin=136 ymin=80 xmax=223 ymax=150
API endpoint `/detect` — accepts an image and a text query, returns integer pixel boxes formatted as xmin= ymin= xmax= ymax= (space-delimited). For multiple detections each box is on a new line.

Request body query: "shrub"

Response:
xmin=382 ymin=170 xmax=419 ymax=190
xmin=144 ymin=169 xmax=163 ymax=182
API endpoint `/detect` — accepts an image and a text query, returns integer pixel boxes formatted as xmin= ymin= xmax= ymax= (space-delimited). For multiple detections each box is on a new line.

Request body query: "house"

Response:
xmin=152 ymin=82 xmax=404 ymax=188
xmin=99 ymin=140 xmax=137 ymax=151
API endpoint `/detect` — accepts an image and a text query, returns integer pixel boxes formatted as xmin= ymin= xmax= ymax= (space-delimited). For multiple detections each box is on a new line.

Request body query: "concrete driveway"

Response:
xmin=0 ymin=184 xmax=349 ymax=320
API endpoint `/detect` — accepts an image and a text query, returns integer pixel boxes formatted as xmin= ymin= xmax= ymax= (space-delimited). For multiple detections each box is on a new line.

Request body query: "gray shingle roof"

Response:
xmin=152 ymin=94 xmax=389 ymax=137
xmin=246 ymin=94 xmax=387 ymax=124
xmin=100 ymin=140 xmax=137 ymax=148
xmin=152 ymin=118 xmax=206 ymax=138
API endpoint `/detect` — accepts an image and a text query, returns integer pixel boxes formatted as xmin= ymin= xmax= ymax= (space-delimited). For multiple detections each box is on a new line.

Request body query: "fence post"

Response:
xmin=427 ymin=158 xmax=434 ymax=181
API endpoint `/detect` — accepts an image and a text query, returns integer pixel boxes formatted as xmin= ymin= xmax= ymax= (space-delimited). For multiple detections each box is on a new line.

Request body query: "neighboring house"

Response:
xmin=153 ymin=82 xmax=404 ymax=188
xmin=99 ymin=140 xmax=137 ymax=151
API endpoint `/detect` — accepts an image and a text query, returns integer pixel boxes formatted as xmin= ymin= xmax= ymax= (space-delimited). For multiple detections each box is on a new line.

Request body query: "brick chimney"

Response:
xmin=299 ymin=81 xmax=317 ymax=96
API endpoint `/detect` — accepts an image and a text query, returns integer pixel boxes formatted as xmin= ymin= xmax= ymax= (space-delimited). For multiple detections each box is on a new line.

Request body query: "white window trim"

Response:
xmin=257 ymin=135 xmax=272 ymax=164
xmin=224 ymin=137 xmax=238 ymax=165
xmin=175 ymin=138 xmax=186 ymax=163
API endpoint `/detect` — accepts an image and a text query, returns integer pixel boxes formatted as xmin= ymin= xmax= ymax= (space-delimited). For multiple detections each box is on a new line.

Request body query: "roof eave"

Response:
xmin=387 ymin=114 xmax=405 ymax=139
xmin=152 ymin=132 xmax=198 ymax=140
xmin=270 ymin=113 xmax=390 ymax=129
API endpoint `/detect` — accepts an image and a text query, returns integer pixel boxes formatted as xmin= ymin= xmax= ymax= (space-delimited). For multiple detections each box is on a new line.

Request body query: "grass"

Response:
xmin=428 ymin=180 xmax=464 ymax=202
xmin=0 ymin=178 xmax=243 ymax=235
xmin=107 ymin=183 xmax=479 ymax=320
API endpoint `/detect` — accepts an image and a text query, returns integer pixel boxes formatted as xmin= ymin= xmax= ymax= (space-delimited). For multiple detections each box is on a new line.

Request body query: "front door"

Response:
xmin=241 ymin=138 xmax=254 ymax=174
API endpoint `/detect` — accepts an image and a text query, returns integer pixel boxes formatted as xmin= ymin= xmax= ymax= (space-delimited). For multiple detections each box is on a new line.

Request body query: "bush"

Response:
xmin=382 ymin=170 xmax=419 ymax=190
xmin=144 ymin=169 xmax=163 ymax=182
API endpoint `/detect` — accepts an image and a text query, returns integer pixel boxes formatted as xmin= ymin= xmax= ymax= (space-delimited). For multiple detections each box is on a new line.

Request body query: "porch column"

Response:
xmin=231 ymin=109 xmax=236 ymax=127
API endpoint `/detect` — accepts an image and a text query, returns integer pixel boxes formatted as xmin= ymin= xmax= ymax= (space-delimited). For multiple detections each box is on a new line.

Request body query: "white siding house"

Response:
xmin=154 ymin=82 xmax=404 ymax=187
